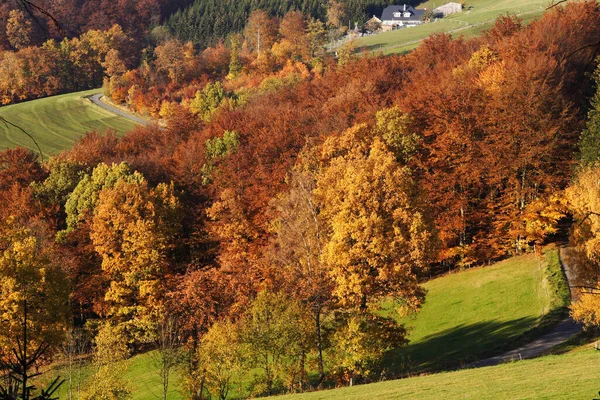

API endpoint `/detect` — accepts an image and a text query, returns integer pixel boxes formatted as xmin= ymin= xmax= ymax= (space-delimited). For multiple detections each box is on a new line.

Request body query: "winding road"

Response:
xmin=87 ymin=93 xmax=152 ymax=126
xmin=470 ymin=246 xmax=582 ymax=368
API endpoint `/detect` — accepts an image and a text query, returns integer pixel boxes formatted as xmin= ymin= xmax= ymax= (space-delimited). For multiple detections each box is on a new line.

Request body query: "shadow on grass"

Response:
xmin=355 ymin=43 xmax=388 ymax=53
xmin=382 ymin=317 xmax=542 ymax=376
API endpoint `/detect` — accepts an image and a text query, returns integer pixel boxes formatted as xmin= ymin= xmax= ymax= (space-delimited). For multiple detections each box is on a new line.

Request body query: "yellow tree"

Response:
xmin=6 ymin=10 xmax=32 ymax=50
xmin=317 ymin=123 xmax=436 ymax=313
xmin=566 ymin=165 xmax=600 ymax=327
xmin=90 ymin=178 xmax=180 ymax=344
xmin=197 ymin=320 xmax=245 ymax=400
xmin=0 ymin=218 xmax=69 ymax=351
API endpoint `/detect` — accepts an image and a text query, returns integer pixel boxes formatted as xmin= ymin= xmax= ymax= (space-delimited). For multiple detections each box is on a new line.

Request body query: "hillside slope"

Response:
xmin=278 ymin=344 xmax=600 ymax=400
xmin=355 ymin=0 xmax=565 ymax=55
xmin=0 ymin=90 xmax=139 ymax=158
xmin=39 ymin=249 xmax=568 ymax=399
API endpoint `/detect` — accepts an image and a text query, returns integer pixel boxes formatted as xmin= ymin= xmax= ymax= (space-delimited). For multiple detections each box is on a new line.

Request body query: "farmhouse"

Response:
xmin=434 ymin=2 xmax=463 ymax=16
xmin=380 ymin=5 xmax=425 ymax=31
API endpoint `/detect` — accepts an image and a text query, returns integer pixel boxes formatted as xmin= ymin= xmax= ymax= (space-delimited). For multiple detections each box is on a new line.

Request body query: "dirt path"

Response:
xmin=470 ymin=246 xmax=582 ymax=368
xmin=87 ymin=93 xmax=151 ymax=126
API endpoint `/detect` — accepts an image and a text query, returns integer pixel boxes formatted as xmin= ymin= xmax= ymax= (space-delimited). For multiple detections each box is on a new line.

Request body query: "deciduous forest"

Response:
xmin=2 ymin=0 xmax=600 ymax=399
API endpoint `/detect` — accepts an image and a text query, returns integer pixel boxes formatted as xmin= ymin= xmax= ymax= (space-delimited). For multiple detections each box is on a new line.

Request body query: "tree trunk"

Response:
xmin=315 ymin=308 xmax=325 ymax=387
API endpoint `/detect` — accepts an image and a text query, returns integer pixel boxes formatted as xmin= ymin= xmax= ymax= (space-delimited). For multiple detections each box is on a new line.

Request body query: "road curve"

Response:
xmin=469 ymin=246 xmax=582 ymax=368
xmin=87 ymin=93 xmax=152 ymax=126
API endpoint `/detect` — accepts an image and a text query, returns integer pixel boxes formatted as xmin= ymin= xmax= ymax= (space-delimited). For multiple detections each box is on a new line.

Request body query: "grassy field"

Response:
xmin=278 ymin=344 xmax=600 ymax=400
xmin=37 ymin=249 xmax=568 ymax=399
xmin=0 ymin=89 xmax=139 ymax=158
xmin=382 ymin=249 xmax=568 ymax=373
xmin=37 ymin=351 xmax=186 ymax=400
xmin=355 ymin=0 xmax=563 ymax=55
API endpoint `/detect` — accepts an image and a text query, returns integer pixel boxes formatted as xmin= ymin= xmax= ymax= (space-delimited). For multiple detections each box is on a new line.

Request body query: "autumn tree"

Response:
xmin=326 ymin=0 xmax=346 ymax=29
xmin=244 ymin=10 xmax=278 ymax=56
xmin=277 ymin=11 xmax=310 ymax=61
xmin=154 ymin=39 xmax=195 ymax=84
xmin=0 ymin=219 xmax=69 ymax=351
xmin=197 ymin=320 xmax=245 ymax=400
xmin=317 ymin=123 xmax=435 ymax=312
xmin=6 ymin=10 xmax=32 ymax=50
xmin=90 ymin=177 xmax=181 ymax=344
xmin=566 ymin=164 xmax=600 ymax=327
xmin=270 ymin=147 xmax=332 ymax=385
xmin=579 ymin=61 xmax=600 ymax=165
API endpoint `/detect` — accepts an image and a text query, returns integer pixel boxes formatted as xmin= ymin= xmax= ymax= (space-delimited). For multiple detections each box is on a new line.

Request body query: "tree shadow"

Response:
xmin=382 ymin=317 xmax=538 ymax=375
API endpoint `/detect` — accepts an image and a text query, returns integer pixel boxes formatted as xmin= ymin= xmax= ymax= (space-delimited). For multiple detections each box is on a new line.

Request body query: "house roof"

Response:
xmin=381 ymin=5 xmax=425 ymax=22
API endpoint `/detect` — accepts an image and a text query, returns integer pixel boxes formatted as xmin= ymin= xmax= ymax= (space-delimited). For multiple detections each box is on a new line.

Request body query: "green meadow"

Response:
xmin=38 ymin=248 xmax=568 ymax=399
xmin=384 ymin=249 xmax=568 ymax=373
xmin=0 ymin=89 xmax=138 ymax=158
xmin=355 ymin=0 xmax=562 ymax=55
xmin=279 ymin=344 xmax=600 ymax=400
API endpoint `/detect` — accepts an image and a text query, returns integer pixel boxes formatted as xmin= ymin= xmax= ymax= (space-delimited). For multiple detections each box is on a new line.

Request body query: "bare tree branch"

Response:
xmin=15 ymin=0 xmax=63 ymax=35
xmin=0 ymin=116 xmax=44 ymax=160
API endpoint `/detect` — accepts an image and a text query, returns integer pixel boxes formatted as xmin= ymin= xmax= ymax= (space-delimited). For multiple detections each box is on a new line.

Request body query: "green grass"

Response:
xmin=0 ymin=89 xmax=139 ymax=158
xmin=356 ymin=0 xmax=563 ymax=55
xmin=37 ymin=250 xmax=568 ymax=399
xmin=277 ymin=344 xmax=600 ymax=400
xmin=37 ymin=351 xmax=186 ymax=400
xmin=383 ymin=249 xmax=567 ymax=373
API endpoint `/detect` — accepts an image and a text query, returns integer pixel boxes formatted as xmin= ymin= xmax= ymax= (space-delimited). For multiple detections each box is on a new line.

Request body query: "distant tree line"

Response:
xmin=164 ymin=0 xmax=403 ymax=49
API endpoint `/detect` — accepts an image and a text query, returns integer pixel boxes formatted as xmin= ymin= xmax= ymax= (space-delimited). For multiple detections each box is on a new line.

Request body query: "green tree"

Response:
xmin=197 ymin=321 xmax=245 ymax=400
xmin=329 ymin=313 xmax=407 ymax=385
xmin=227 ymin=34 xmax=243 ymax=79
xmin=62 ymin=162 xmax=143 ymax=235
xmin=242 ymin=291 xmax=312 ymax=396
xmin=270 ymin=147 xmax=332 ymax=385
xmin=202 ymin=130 xmax=240 ymax=185
xmin=81 ymin=322 xmax=131 ymax=400
xmin=579 ymin=62 xmax=600 ymax=164
xmin=189 ymin=82 xmax=227 ymax=122
xmin=307 ymin=18 xmax=327 ymax=58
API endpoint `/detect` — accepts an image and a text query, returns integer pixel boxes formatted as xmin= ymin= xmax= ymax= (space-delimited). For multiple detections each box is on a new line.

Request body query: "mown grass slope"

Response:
xmin=383 ymin=249 xmax=567 ymax=373
xmin=278 ymin=344 xmax=600 ymax=400
xmin=355 ymin=0 xmax=562 ymax=55
xmin=39 ymin=249 xmax=568 ymax=399
xmin=0 ymin=89 xmax=138 ymax=158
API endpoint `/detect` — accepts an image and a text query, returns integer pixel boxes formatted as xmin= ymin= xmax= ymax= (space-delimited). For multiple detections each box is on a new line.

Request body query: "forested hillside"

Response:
xmin=3 ymin=1 xmax=600 ymax=399
xmin=165 ymin=0 xmax=399 ymax=47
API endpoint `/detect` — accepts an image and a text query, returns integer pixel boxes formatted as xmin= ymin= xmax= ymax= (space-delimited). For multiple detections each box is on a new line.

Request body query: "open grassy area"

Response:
xmin=383 ymin=248 xmax=568 ymax=373
xmin=37 ymin=249 xmax=568 ymax=399
xmin=278 ymin=344 xmax=600 ymax=400
xmin=0 ymin=89 xmax=139 ymax=158
xmin=355 ymin=0 xmax=562 ymax=55
xmin=37 ymin=351 xmax=186 ymax=400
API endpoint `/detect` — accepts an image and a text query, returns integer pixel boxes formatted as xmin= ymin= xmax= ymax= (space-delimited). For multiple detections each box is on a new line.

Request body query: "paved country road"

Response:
xmin=87 ymin=93 xmax=152 ymax=126
xmin=470 ymin=246 xmax=583 ymax=368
